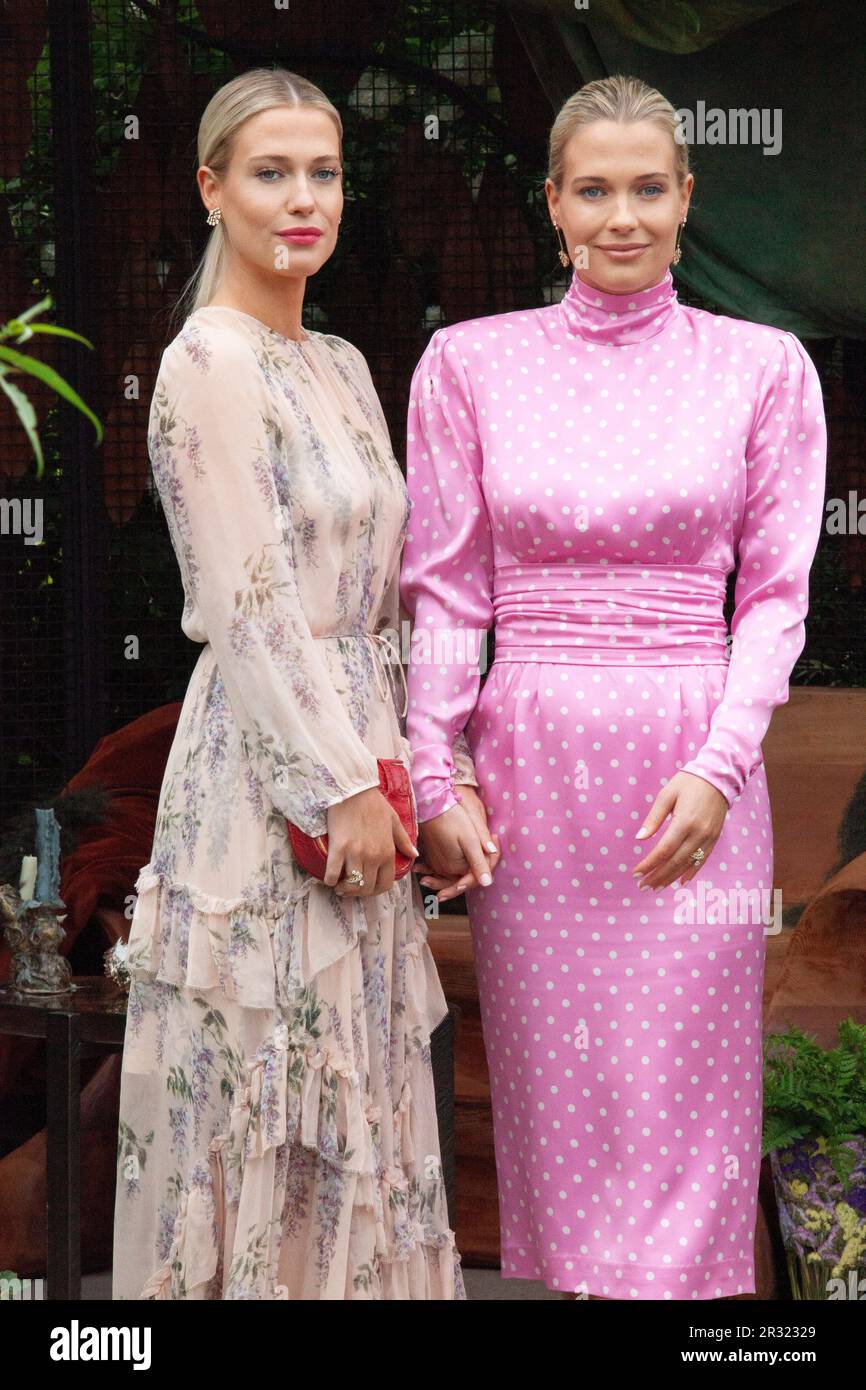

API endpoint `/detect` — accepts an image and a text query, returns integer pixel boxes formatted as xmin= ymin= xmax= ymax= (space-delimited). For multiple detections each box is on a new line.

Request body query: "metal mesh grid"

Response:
xmin=0 ymin=0 xmax=861 ymax=827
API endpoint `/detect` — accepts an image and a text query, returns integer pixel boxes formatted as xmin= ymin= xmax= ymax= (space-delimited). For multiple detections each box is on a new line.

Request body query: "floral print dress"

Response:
xmin=111 ymin=305 xmax=474 ymax=1300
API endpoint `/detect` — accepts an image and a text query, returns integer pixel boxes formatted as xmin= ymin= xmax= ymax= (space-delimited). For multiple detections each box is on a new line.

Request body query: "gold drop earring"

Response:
xmin=552 ymin=221 xmax=571 ymax=269
xmin=672 ymin=213 xmax=687 ymax=265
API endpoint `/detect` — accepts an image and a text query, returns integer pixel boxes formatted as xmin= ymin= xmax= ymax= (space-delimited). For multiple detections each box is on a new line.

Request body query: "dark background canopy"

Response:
xmin=504 ymin=0 xmax=865 ymax=335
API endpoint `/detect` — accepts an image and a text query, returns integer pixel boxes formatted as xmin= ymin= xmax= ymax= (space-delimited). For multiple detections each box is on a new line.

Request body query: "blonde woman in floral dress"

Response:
xmin=111 ymin=68 xmax=493 ymax=1301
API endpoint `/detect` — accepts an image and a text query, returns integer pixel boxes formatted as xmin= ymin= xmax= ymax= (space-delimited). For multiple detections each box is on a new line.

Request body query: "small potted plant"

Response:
xmin=763 ymin=1018 xmax=866 ymax=1299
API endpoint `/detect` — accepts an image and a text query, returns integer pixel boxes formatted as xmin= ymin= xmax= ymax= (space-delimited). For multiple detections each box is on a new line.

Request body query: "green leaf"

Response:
xmin=0 ymin=368 xmax=44 ymax=478
xmin=4 ymin=322 xmax=96 ymax=350
xmin=0 ymin=345 xmax=104 ymax=446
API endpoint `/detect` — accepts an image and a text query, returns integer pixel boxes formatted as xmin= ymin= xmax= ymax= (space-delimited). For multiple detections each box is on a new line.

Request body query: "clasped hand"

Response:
xmin=413 ymin=786 xmax=501 ymax=903
xmin=323 ymin=783 xmax=498 ymax=901
xmin=323 ymin=769 xmax=726 ymax=902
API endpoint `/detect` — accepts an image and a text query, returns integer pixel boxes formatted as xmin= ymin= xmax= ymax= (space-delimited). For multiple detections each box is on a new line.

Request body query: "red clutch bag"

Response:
xmin=286 ymin=757 xmax=418 ymax=882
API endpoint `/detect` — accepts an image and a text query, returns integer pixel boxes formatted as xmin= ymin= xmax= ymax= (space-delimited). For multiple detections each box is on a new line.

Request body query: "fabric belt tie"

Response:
xmin=314 ymin=628 xmax=408 ymax=718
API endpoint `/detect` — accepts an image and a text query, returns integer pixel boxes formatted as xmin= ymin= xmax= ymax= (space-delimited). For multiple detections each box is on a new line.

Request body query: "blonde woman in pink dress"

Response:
xmin=400 ymin=75 xmax=827 ymax=1300
xmin=112 ymin=69 xmax=474 ymax=1300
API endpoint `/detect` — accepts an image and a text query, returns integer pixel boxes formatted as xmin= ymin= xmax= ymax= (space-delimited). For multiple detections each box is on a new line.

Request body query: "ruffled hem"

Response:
xmin=139 ymin=1162 xmax=465 ymax=1300
xmin=126 ymin=861 xmax=408 ymax=1009
xmin=136 ymin=1036 xmax=464 ymax=1299
xmin=126 ymin=861 xmax=462 ymax=1299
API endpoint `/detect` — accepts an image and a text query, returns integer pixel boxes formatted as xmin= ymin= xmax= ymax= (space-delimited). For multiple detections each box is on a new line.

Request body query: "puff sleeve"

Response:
xmin=147 ymin=328 xmax=381 ymax=837
xmin=679 ymin=331 xmax=827 ymax=806
xmin=400 ymin=327 xmax=494 ymax=821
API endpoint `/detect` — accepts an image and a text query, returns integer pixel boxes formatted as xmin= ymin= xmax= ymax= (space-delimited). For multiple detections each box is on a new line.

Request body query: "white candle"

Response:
xmin=19 ymin=855 xmax=38 ymax=902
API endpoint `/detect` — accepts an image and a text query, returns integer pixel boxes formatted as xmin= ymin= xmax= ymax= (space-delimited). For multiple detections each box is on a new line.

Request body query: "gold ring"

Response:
xmin=342 ymin=868 xmax=365 ymax=887
xmin=689 ymin=847 xmax=706 ymax=866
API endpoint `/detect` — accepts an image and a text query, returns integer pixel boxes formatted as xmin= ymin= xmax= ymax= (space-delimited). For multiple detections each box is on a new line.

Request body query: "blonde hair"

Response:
xmin=548 ymin=73 xmax=690 ymax=192
xmin=168 ymin=67 xmax=342 ymax=338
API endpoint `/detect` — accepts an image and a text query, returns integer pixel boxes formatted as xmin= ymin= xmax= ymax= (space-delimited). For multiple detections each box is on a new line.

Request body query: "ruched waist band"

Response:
xmin=492 ymin=561 xmax=731 ymax=667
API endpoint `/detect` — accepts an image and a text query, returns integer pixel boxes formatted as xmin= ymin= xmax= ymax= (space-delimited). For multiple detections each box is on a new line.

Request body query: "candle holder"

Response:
xmin=0 ymin=884 xmax=76 ymax=995
xmin=0 ymin=805 xmax=76 ymax=994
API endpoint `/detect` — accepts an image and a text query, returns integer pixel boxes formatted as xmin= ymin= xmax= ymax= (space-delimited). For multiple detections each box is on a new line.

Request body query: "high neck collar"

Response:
xmin=559 ymin=265 xmax=679 ymax=345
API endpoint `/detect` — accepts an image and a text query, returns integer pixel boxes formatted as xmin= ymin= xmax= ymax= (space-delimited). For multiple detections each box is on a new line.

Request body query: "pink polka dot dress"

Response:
xmin=399 ymin=267 xmax=827 ymax=1300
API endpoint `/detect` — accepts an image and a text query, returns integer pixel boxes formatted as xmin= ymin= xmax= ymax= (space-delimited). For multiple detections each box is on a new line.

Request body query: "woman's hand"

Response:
xmin=324 ymin=786 xmax=418 ymax=897
xmin=414 ymin=785 xmax=501 ymax=904
xmin=631 ymin=771 xmax=729 ymax=891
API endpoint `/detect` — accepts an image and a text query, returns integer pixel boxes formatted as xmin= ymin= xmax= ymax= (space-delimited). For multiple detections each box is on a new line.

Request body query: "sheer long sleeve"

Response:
xmin=400 ymin=327 xmax=494 ymax=821
xmin=679 ymin=331 xmax=827 ymax=806
xmin=148 ymin=331 xmax=382 ymax=837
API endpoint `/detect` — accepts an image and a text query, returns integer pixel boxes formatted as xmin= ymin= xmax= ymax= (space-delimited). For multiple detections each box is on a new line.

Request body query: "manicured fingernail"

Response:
xmin=479 ymin=872 xmax=492 ymax=886
xmin=635 ymin=827 xmax=650 ymax=839
xmin=486 ymin=841 xmax=497 ymax=853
